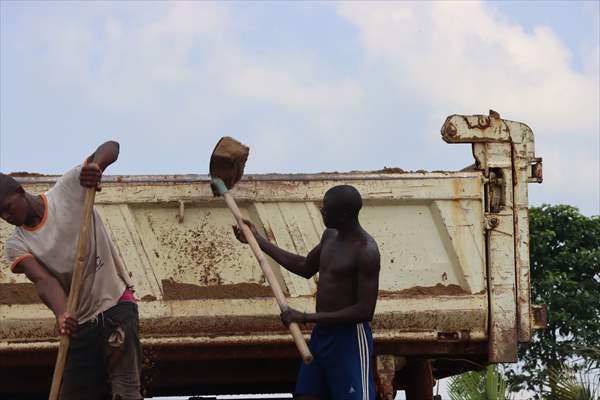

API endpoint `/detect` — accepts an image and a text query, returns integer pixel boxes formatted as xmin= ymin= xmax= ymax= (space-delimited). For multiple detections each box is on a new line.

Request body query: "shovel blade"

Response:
xmin=209 ymin=137 xmax=249 ymax=193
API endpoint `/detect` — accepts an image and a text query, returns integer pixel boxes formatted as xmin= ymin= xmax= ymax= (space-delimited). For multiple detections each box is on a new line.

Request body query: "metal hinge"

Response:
xmin=486 ymin=169 xmax=505 ymax=213
xmin=528 ymin=157 xmax=543 ymax=183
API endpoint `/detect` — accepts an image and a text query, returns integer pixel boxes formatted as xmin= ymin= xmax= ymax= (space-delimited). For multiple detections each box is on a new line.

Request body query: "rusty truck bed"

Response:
xmin=0 ymin=111 xmax=543 ymax=397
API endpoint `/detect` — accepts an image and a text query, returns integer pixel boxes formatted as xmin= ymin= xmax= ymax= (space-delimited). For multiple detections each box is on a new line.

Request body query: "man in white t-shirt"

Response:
xmin=0 ymin=141 xmax=142 ymax=400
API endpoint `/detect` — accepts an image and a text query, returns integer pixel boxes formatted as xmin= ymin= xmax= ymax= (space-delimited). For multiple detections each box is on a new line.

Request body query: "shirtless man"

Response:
xmin=233 ymin=184 xmax=380 ymax=399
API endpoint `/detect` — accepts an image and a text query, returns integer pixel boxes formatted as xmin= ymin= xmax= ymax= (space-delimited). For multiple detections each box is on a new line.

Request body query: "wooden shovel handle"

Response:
xmin=48 ymin=188 xmax=96 ymax=400
xmin=223 ymin=193 xmax=313 ymax=364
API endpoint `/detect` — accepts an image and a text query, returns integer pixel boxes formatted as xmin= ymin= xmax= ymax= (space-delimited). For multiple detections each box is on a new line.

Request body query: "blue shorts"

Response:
xmin=295 ymin=322 xmax=375 ymax=400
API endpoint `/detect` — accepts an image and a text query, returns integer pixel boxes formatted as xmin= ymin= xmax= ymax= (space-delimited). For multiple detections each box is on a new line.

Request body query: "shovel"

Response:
xmin=210 ymin=137 xmax=313 ymax=364
xmin=48 ymin=188 xmax=97 ymax=400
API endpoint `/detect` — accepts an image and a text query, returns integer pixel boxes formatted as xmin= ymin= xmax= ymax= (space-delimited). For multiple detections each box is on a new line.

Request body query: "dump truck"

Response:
xmin=0 ymin=111 xmax=545 ymax=398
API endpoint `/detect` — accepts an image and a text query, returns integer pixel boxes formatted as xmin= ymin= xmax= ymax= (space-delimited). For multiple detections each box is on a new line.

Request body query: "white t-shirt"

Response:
xmin=4 ymin=165 xmax=134 ymax=323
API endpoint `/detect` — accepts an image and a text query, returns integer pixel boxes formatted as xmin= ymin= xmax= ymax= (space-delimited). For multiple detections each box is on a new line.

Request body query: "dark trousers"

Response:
xmin=60 ymin=302 xmax=142 ymax=400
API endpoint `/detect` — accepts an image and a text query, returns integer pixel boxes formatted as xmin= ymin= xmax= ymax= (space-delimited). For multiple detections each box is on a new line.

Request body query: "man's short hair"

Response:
xmin=0 ymin=173 xmax=21 ymax=199
xmin=324 ymin=185 xmax=363 ymax=218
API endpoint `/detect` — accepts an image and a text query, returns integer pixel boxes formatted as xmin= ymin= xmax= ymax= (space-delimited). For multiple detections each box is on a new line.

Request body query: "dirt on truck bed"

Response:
xmin=8 ymin=172 xmax=50 ymax=177
xmin=162 ymin=279 xmax=274 ymax=300
xmin=0 ymin=283 xmax=39 ymax=304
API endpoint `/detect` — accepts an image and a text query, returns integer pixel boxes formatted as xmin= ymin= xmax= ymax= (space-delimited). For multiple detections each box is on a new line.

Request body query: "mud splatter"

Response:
xmin=8 ymin=172 xmax=49 ymax=178
xmin=162 ymin=279 xmax=273 ymax=300
xmin=371 ymin=167 xmax=406 ymax=174
xmin=379 ymin=283 xmax=469 ymax=297
xmin=152 ymin=210 xmax=242 ymax=286
xmin=0 ymin=283 xmax=40 ymax=304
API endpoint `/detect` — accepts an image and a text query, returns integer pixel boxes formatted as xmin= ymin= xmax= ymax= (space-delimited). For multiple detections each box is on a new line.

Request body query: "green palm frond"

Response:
xmin=449 ymin=370 xmax=484 ymax=400
xmin=449 ymin=365 xmax=513 ymax=400
xmin=546 ymin=364 xmax=600 ymax=400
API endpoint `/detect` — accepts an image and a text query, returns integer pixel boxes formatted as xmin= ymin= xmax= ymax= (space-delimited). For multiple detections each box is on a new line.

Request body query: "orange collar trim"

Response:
xmin=10 ymin=254 xmax=34 ymax=273
xmin=23 ymin=194 xmax=48 ymax=232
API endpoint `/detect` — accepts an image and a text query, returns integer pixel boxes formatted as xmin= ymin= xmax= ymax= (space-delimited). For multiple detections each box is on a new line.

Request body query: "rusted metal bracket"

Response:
xmin=441 ymin=110 xmax=509 ymax=144
xmin=487 ymin=169 xmax=505 ymax=213
xmin=529 ymin=157 xmax=543 ymax=183
xmin=442 ymin=110 xmax=542 ymax=358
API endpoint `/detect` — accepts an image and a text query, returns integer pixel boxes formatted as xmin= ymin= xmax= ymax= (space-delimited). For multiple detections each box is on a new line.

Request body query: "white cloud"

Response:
xmin=336 ymin=1 xmax=598 ymax=138
xmin=33 ymin=2 xmax=364 ymax=138
xmin=337 ymin=1 xmax=599 ymax=214
xmin=252 ymin=125 xmax=292 ymax=170
xmin=2 ymin=1 xmax=597 ymax=213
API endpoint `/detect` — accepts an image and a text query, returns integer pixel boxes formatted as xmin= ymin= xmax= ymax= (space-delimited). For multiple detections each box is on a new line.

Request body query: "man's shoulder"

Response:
xmin=48 ymin=165 xmax=84 ymax=202
xmin=3 ymin=229 xmax=29 ymax=262
xmin=357 ymin=234 xmax=380 ymax=262
xmin=321 ymin=228 xmax=337 ymax=241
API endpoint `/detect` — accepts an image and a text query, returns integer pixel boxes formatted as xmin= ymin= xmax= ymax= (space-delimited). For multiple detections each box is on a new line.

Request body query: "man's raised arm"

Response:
xmin=232 ymin=219 xmax=321 ymax=279
xmin=81 ymin=141 xmax=120 ymax=188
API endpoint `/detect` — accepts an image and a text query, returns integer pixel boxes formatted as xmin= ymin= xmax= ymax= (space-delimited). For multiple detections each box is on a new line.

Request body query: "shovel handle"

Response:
xmin=221 ymin=191 xmax=313 ymax=364
xmin=48 ymin=188 xmax=96 ymax=400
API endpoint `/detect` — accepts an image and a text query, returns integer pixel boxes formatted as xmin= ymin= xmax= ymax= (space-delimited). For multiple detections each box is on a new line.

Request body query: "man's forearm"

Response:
xmin=254 ymin=234 xmax=312 ymax=277
xmin=90 ymin=140 xmax=120 ymax=171
xmin=305 ymin=303 xmax=375 ymax=325
xmin=34 ymin=277 xmax=68 ymax=318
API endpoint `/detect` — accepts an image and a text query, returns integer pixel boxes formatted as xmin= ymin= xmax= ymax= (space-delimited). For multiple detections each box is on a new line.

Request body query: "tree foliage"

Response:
xmin=449 ymin=366 xmax=512 ymax=400
xmin=508 ymin=205 xmax=600 ymax=393
xmin=545 ymin=362 xmax=600 ymax=400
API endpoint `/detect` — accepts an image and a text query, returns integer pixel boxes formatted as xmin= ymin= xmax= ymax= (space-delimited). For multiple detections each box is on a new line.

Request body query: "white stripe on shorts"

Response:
xmin=357 ymin=323 xmax=370 ymax=400
xmin=356 ymin=324 xmax=365 ymax=400
xmin=359 ymin=323 xmax=370 ymax=399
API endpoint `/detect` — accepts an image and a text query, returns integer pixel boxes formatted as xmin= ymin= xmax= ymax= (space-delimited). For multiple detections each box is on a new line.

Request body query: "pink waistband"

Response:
xmin=118 ymin=288 xmax=137 ymax=303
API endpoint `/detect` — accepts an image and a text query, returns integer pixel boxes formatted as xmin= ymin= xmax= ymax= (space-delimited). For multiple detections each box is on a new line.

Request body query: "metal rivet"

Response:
xmin=478 ymin=116 xmax=490 ymax=128
xmin=445 ymin=123 xmax=457 ymax=137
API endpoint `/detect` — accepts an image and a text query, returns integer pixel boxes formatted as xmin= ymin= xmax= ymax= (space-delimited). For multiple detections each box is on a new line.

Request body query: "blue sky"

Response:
xmin=1 ymin=0 xmax=598 ymax=215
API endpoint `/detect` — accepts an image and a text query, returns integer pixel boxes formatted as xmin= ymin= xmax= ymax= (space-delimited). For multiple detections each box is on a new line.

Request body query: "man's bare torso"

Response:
xmin=315 ymin=229 xmax=379 ymax=315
